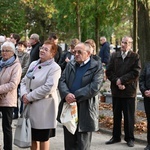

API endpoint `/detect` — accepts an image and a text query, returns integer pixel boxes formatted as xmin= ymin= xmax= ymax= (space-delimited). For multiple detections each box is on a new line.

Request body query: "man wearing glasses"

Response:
xmin=106 ymin=36 xmax=141 ymax=147
xmin=57 ymin=42 xmax=104 ymax=150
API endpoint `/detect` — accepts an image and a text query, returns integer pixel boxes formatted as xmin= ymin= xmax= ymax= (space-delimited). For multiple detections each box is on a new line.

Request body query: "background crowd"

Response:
xmin=0 ymin=32 xmax=149 ymax=150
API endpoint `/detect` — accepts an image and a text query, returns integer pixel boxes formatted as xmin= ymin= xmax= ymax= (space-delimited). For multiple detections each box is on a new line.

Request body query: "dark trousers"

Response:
xmin=0 ymin=107 xmax=13 ymax=150
xmin=63 ymin=126 xmax=92 ymax=150
xmin=13 ymin=98 xmax=23 ymax=115
xmin=112 ymin=97 xmax=135 ymax=142
xmin=144 ymin=97 xmax=150 ymax=144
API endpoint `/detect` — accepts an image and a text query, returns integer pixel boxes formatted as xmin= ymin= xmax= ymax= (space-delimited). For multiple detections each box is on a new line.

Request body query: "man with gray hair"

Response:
xmin=57 ymin=42 xmax=104 ymax=150
xmin=105 ymin=36 xmax=141 ymax=147
xmin=99 ymin=36 xmax=110 ymax=65
xmin=29 ymin=33 xmax=41 ymax=64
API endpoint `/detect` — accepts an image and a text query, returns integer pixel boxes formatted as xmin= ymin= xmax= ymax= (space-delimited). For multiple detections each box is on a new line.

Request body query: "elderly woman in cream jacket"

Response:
xmin=0 ymin=41 xmax=22 ymax=150
xmin=21 ymin=40 xmax=61 ymax=150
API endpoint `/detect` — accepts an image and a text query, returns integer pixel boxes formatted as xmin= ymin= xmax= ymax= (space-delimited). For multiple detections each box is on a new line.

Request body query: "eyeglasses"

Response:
xmin=39 ymin=47 xmax=50 ymax=52
xmin=74 ymin=50 xmax=87 ymax=54
xmin=1 ymin=50 xmax=12 ymax=53
xmin=121 ymin=41 xmax=127 ymax=44
xmin=121 ymin=41 xmax=131 ymax=45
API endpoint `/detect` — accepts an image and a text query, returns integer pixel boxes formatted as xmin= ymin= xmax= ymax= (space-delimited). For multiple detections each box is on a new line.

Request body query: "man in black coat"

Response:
xmin=29 ymin=33 xmax=41 ymax=64
xmin=106 ymin=36 xmax=141 ymax=147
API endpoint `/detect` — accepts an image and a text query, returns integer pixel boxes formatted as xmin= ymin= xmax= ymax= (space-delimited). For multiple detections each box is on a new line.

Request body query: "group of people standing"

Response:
xmin=0 ymin=33 xmax=149 ymax=150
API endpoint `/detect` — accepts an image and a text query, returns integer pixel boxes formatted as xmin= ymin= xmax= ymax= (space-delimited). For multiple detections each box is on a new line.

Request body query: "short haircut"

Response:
xmin=1 ymin=41 xmax=15 ymax=53
xmin=44 ymin=40 xmax=57 ymax=57
xmin=70 ymin=38 xmax=80 ymax=47
xmin=123 ymin=36 xmax=133 ymax=43
xmin=10 ymin=33 xmax=20 ymax=43
xmin=17 ymin=41 xmax=27 ymax=48
xmin=30 ymin=33 xmax=40 ymax=42
xmin=100 ymin=36 xmax=107 ymax=42
xmin=48 ymin=32 xmax=58 ymax=40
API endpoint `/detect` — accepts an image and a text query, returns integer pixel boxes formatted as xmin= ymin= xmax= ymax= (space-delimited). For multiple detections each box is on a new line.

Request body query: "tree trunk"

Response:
xmin=76 ymin=0 xmax=81 ymax=41
xmin=133 ymin=0 xmax=138 ymax=122
xmin=133 ymin=0 xmax=138 ymax=53
xmin=95 ymin=0 xmax=100 ymax=54
xmin=138 ymin=1 xmax=150 ymax=67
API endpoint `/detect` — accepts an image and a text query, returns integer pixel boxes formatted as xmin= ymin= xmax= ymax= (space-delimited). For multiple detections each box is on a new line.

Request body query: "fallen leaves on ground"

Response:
xmin=99 ymin=103 xmax=147 ymax=134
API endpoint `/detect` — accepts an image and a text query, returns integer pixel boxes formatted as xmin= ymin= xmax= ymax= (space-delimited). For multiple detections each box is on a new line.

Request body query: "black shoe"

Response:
xmin=144 ymin=145 xmax=150 ymax=150
xmin=127 ymin=140 xmax=134 ymax=147
xmin=105 ymin=137 xmax=121 ymax=144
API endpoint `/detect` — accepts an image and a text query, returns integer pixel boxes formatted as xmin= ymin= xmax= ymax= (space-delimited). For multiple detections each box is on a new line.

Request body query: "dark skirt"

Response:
xmin=32 ymin=128 xmax=55 ymax=142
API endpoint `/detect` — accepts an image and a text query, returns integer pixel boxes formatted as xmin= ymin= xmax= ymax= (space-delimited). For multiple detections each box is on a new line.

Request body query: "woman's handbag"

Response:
xmin=14 ymin=105 xmax=31 ymax=148
xmin=60 ymin=102 xmax=78 ymax=134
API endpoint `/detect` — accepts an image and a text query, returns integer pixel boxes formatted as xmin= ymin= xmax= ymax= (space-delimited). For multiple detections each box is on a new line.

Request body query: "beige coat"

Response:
xmin=0 ymin=56 xmax=22 ymax=107
xmin=21 ymin=59 xmax=61 ymax=129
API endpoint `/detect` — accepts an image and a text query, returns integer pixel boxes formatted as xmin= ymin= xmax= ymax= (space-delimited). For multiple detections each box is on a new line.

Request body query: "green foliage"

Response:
xmin=21 ymin=0 xmax=56 ymax=41
xmin=52 ymin=0 xmax=133 ymax=43
xmin=0 ymin=0 xmax=26 ymax=36
xmin=0 ymin=0 xmax=145 ymax=46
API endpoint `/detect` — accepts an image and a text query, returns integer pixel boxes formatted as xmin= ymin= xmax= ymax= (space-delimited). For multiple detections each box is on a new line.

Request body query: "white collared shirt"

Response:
xmin=122 ymin=50 xmax=128 ymax=59
xmin=79 ymin=57 xmax=90 ymax=67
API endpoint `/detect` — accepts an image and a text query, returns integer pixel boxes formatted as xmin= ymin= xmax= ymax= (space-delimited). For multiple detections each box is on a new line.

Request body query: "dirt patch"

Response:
xmin=99 ymin=103 xmax=147 ymax=134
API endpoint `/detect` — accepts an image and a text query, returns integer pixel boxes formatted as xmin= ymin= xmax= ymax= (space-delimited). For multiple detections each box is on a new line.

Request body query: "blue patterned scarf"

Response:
xmin=0 ymin=56 xmax=15 ymax=72
xmin=26 ymin=58 xmax=54 ymax=79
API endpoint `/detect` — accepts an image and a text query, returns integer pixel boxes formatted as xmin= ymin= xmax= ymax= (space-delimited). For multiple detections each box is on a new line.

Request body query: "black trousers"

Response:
xmin=63 ymin=126 xmax=92 ymax=150
xmin=0 ymin=107 xmax=13 ymax=150
xmin=112 ymin=97 xmax=135 ymax=142
xmin=144 ymin=97 xmax=150 ymax=144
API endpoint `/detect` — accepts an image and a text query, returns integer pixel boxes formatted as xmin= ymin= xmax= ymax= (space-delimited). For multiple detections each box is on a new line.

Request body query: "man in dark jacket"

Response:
xmin=57 ymin=42 xmax=104 ymax=150
xmin=106 ymin=36 xmax=141 ymax=147
xmin=99 ymin=36 xmax=110 ymax=65
xmin=29 ymin=33 xmax=41 ymax=64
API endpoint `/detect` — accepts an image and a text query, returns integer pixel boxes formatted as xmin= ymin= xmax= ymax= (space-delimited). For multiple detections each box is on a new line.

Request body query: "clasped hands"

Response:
xmin=144 ymin=90 xmax=150 ymax=97
xmin=0 ymin=93 xmax=7 ymax=100
xmin=116 ymin=78 xmax=125 ymax=90
xmin=65 ymin=93 xmax=76 ymax=104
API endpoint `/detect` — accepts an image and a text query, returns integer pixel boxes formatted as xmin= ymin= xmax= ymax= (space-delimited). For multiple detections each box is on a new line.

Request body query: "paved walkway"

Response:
xmin=0 ymin=119 xmax=147 ymax=150
xmin=0 ymin=80 xmax=146 ymax=149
